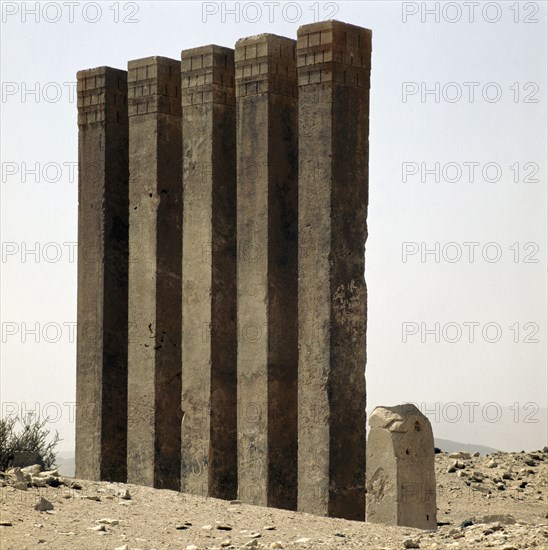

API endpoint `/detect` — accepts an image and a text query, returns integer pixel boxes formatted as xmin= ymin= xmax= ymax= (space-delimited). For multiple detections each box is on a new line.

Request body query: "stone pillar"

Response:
xmin=76 ymin=66 xmax=129 ymax=482
xmin=235 ymin=34 xmax=298 ymax=510
xmin=366 ymin=405 xmax=437 ymax=530
xmin=180 ymin=45 xmax=237 ymax=500
xmin=297 ymin=21 xmax=371 ymax=520
xmin=126 ymin=56 xmax=182 ymax=490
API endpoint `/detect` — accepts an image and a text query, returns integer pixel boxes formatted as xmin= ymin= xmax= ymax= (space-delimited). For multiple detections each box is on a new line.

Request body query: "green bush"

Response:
xmin=0 ymin=414 xmax=60 ymax=471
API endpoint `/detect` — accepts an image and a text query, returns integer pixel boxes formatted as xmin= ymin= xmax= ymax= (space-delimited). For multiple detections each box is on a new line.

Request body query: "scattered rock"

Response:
xmin=114 ymin=487 xmax=131 ymax=499
xmin=404 ymin=539 xmax=421 ymax=548
xmin=460 ymin=519 xmax=473 ymax=528
xmin=96 ymin=517 xmax=119 ymax=525
xmin=449 ymin=452 xmax=470 ymax=460
xmin=34 ymin=497 xmax=54 ymax=512
xmin=21 ymin=464 xmax=42 ymax=476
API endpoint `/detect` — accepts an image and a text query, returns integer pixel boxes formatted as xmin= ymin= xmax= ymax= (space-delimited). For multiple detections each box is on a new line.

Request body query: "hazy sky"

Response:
xmin=1 ymin=1 xmax=546 ymax=453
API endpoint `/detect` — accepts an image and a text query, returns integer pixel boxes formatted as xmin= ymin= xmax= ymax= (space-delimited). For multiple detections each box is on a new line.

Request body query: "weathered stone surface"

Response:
xmin=366 ymin=404 xmax=437 ymax=530
xmin=76 ymin=66 xmax=129 ymax=482
xmin=296 ymin=21 xmax=371 ymax=520
xmin=181 ymin=45 xmax=237 ymax=500
xmin=127 ymin=56 xmax=182 ymax=490
xmin=235 ymin=34 xmax=298 ymax=509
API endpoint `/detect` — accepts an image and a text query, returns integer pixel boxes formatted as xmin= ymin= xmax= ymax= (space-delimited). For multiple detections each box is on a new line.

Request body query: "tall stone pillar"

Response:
xmin=76 ymin=66 xmax=129 ymax=482
xmin=235 ymin=34 xmax=298 ymax=510
xmin=180 ymin=45 xmax=237 ymax=500
xmin=126 ymin=56 xmax=182 ymax=490
xmin=297 ymin=21 xmax=371 ymax=520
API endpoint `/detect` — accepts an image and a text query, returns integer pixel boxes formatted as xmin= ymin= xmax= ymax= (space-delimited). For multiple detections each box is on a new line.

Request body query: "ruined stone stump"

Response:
xmin=235 ymin=34 xmax=298 ymax=509
xmin=126 ymin=56 xmax=182 ymax=490
xmin=76 ymin=67 xmax=129 ymax=482
xmin=297 ymin=21 xmax=371 ymax=520
xmin=366 ymin=404 xmax=437 ymax=530
xmin=181 ymin=45 xmax=237 ymax=500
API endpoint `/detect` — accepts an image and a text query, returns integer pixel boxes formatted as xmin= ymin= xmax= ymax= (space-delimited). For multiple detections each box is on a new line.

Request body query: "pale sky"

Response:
xmin=1 ymin=1 xmax=547 ymax=453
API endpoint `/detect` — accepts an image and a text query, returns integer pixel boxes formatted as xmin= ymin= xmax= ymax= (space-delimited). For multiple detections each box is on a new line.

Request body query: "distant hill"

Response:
xmin=55 ymin=451 xmax=75 ymax=477
xmin=434 ymin=438 xmax=499 ymax=456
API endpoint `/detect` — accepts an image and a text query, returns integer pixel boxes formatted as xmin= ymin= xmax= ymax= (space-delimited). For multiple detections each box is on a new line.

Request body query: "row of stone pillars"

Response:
xmin=76 ymin=20 xmax=371 ymax=520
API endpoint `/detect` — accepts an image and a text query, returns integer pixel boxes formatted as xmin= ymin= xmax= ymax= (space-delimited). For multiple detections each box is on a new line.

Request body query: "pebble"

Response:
xmin=115 ymin=487 xmax=131 ymax=499
xmin=34 ymin=497 xmax=54 ymax=512
xmin=96 ymin=518 xmax=119 ymax=525
xmin=186 ymin=545 xmax=199 ymax=550
xmin=270 ymin=543 xmax=283 ymax=549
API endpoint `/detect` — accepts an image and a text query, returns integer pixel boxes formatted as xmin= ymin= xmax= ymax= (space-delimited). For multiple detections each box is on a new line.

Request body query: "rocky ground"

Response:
xmin=1 ymin=449 xmax=547 ymax=550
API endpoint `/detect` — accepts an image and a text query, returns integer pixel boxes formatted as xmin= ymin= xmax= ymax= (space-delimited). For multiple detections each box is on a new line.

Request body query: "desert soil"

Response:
xmin=1 ymin=450 xmax=547 ymax=550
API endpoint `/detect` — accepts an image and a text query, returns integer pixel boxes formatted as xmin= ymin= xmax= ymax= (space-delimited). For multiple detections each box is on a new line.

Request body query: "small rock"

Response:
xmin=249 ymin=532 xmax=261 ymax=538
xmin=83 ymin=495 xmax=101 ymax=501
xmin=460 ymin=519 xmax=473 ymax=528
xmin=88 ymin=524 xmax=106 ymax=532
xmin=270 ymin=544 xmax=283 ymax=549
xmin=34 ymin=497 xmax=54 ymax=512
xmin=295 ymin=538 xmax=311 ymax=544
xmin=487 ymin=460 xmax=498 ymax=468
xmin=404 ymin=539 xmax=421 ymax=549
xmin=220 ymin=541 xmax=232 ymax=548
xmin=202 ymin=524 xmax=213 ymax=530
xmin=496 ymin=482 xmax=505 ymax=490
xmin=186 ymin=546 xmax=199 ymax=550
xmin=176 ymin=522 xmax=192 ymax=530
xmin=114 ymin=487 xmax=131 ymax=499
xmin=229 ymin=499 xmax=241 ymax=505
xmin=243 ymin=541 xmax=259 ymax=548
xmin=502 ymin=472 xmax=513 ymax=480
xmin=114 ymin=545 xmax=129 ymax=550
xmin=449 ymin=452 xmax=471 ymax=460
xmin=216 ymin=524 xmax=232 ymax=531
xmin=21 ymin=465 xmax=42 ymax=476
xmin=472 ymin=451 xmax=480 ymax=457
xmin=264 ymin=525 xmax=276 ymax=530
xmin=0 ymin=521 xmax=13 ymax=527
xmin=96 ymin=518 xmax=119 ymax=525
xmin=447 ymin=466 xmax=456 ymax=473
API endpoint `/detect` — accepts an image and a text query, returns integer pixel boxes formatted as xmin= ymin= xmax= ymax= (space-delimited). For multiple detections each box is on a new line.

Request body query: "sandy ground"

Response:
xmin=1 ymin=450 xmax=547 ymax=550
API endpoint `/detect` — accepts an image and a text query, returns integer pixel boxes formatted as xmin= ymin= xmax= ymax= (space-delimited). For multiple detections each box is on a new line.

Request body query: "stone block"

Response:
xmin=366 ymin=404 xmax=437 ymax=530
